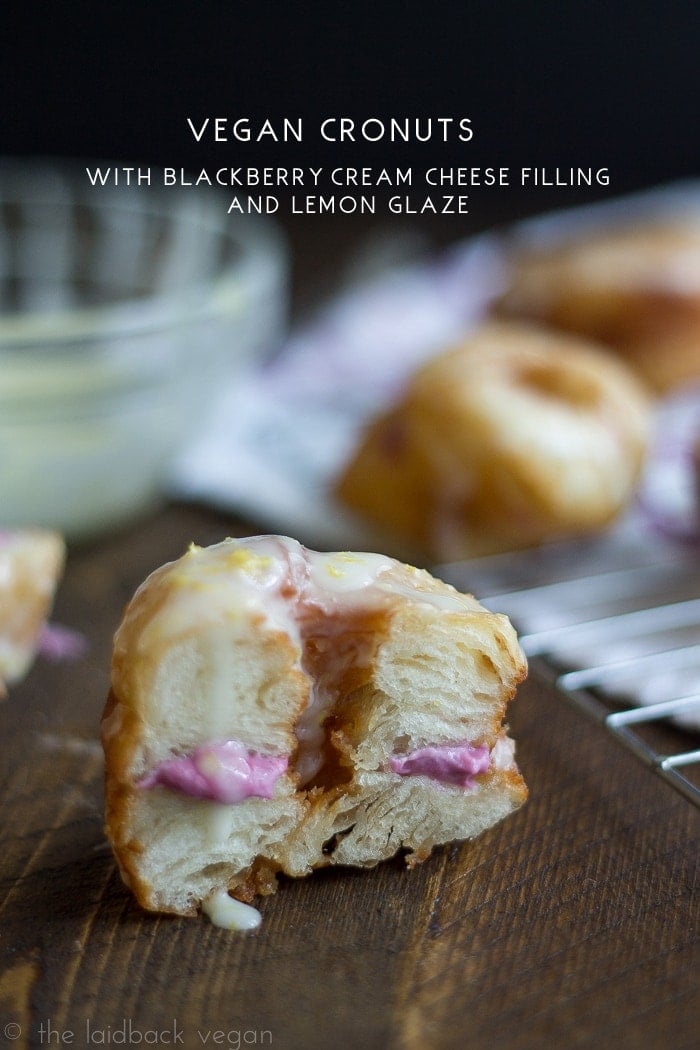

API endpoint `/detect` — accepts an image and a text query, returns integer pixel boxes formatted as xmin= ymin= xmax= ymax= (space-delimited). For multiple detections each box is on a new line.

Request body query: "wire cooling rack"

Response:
xmin=441 ymin=527 xmax=700 ymax=807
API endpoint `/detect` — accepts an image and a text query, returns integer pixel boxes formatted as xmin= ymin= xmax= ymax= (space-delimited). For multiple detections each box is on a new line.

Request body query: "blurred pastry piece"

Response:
xmin=496 ymin=221 xmax=700 ymax=393
xmin=335 ymin=322 xmax=652 ymax=561
xmin=0 ymin=529 xmax=65 ymax=696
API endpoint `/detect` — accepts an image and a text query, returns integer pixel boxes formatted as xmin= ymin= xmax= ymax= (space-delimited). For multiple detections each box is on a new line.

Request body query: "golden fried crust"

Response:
xmin=497 ymin=223 xmax=700 ymax=393
xmin=101 ymin=688 xmax=156 ymax=911
xmin=336 ymin=322 xmax=651 ymax=560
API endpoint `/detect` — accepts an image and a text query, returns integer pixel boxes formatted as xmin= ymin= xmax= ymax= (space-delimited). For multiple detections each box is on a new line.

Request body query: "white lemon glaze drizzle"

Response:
xmin=205 ymin=802 xmax=233 ymax=846
xmin=202 ymin=890 xmax=261 ymax=931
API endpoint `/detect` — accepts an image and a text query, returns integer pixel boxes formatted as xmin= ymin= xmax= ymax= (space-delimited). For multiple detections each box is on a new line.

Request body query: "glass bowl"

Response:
xmin=0 ymin=160 xmax=288 ymax=540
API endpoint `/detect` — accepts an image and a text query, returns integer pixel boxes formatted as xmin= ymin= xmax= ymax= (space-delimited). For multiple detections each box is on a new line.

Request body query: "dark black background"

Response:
xmin=2 ymin=1 xmax=698 ymax=236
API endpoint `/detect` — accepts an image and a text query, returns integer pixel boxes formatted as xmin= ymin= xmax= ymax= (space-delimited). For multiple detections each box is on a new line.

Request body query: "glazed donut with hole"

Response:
xmin=335 ymin=321 xmax=652 ymax=561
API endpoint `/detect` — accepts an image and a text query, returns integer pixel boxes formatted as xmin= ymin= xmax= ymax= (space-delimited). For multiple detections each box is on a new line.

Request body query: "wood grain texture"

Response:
xmin=0 ymin=504 xmax=698 ymax=1050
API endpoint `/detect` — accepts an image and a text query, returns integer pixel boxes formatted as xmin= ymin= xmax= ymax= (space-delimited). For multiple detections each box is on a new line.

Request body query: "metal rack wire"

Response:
xmin=441 ymin=528 xmax=700 ymax=807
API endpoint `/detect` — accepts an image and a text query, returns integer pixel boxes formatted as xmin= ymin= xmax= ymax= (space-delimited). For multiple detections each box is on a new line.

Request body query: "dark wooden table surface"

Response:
xmin=0 ymin=500 xmax=698 ymax=1050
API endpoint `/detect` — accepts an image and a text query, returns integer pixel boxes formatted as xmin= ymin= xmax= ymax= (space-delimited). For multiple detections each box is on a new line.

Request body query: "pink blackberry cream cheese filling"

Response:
xmin=388 ymin=742 xmax=491 ymax=788
xmin=139 ymin=741 xmax=288 ymax=804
